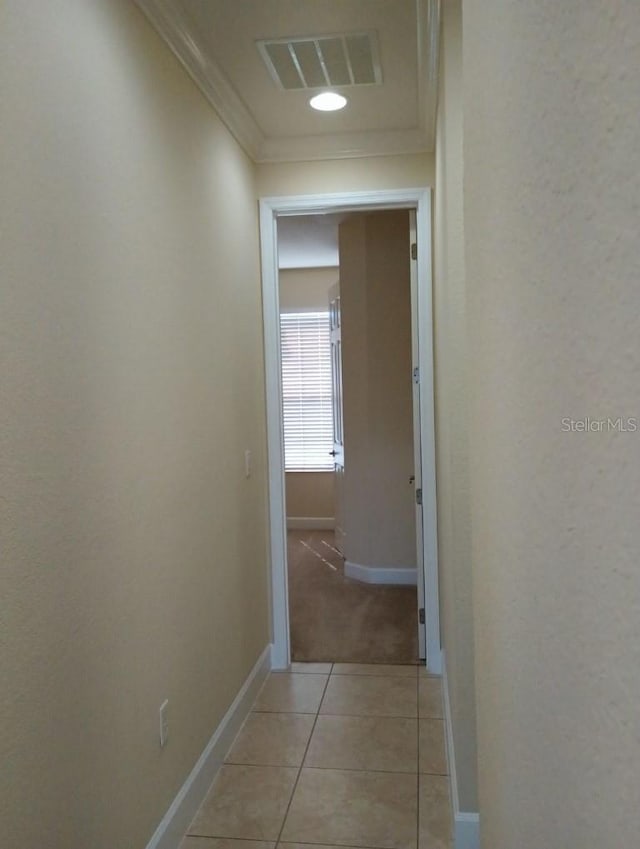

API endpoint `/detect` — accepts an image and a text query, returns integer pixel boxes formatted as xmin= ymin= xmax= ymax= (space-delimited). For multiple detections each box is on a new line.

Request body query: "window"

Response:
xmin=280 ymin=311 xmax=333 ymax=471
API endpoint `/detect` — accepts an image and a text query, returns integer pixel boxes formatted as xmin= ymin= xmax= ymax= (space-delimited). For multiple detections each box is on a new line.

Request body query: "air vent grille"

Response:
xmin=257 ymin=31 xmax=382 ymax=91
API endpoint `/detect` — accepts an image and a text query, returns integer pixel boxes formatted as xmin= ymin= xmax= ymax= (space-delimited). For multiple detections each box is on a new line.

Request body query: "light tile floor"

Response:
xmin=182 ymin=664 xmax=452 ymax=849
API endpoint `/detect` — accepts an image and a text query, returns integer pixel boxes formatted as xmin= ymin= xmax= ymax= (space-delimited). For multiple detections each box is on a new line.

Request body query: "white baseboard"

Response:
xmin=270 ymin=640 xmax=289 ymax=671
xmin=442 ymin=651 xmax=480 ymax=849
xmin=145 ymin=644 xmax=272 ymax=849
xmin=344 ymin=560 xmax=417 ymax=585
xmin=454 ymin=812 xmax=481 ymax=849
xmin=286 ymin=516 xmax=335 ymax=530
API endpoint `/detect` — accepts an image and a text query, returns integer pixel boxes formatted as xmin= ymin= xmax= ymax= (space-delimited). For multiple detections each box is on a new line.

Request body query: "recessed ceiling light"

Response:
xmin=309 ymin=91 xmax=347 ymax=112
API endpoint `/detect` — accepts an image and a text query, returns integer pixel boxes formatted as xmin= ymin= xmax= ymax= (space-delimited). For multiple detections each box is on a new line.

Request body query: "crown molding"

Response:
xmin=257 ymin=127 xmax=430 ymax=163
xmin=135 ymin=0 xmax=439 ymax=163
xmin=135 ymin=0 xmax=264 ymax=159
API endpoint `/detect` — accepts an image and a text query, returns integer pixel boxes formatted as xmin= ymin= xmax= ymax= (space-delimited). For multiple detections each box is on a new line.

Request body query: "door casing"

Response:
xmin=328 ymin=281 xmax=345 ymax=554
xmin=259 ymin=188 xmax=441 ymax=673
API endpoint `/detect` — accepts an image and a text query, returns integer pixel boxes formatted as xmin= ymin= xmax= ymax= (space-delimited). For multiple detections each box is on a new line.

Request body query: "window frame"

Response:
xmin=279 ymin=309 xmax=334 ymax=473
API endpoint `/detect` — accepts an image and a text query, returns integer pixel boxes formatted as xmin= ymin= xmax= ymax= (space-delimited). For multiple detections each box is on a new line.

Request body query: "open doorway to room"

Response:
xmin=277 ymin=211 xmax=419 ymax=664
xmin=260 ymin=189 xmax=440 ymax=674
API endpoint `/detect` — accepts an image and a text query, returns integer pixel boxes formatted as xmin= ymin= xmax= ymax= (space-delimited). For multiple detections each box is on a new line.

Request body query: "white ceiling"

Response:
xmin=135 ymin=0 xmax=440 ymax=162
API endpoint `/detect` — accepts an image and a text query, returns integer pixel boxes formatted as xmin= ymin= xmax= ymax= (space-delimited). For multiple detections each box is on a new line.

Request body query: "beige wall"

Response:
xmin=279 ymin=268 xmax=337 ymax=520
xmin=257 ymin=152 xmax=434 ymax=197
xmin=433 ymin=0 xmax=478 ymax=812
xmin=464 ymin=1 xmax=640 ymax=846
xmin=0 ymin=2 xmax=269 ymax=848
xmin=285 ymin=473 xmax=335 ymax=520
xmin=340 ymin=212 xmax=416 ymax=570
xmin=279 ymin=266 xmax=338 ymax=313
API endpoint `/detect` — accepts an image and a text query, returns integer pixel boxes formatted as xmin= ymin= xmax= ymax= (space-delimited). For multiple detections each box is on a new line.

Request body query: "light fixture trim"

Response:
xmin=309 ymin=91 xmax=348 ymax=112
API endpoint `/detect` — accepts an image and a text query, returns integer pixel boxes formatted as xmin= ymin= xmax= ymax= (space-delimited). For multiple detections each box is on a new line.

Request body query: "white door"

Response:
xmin=329 ymin=282 xmax=345 ymax=553
xmin=409 ymin=210 xmax=426 ymax=658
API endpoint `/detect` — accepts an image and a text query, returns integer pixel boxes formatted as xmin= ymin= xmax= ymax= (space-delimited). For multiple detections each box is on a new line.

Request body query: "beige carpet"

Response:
xmin=287 ymin=530 xmax=419 ymax=664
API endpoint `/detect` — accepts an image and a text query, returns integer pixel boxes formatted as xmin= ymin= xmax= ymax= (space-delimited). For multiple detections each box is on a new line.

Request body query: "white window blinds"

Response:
xmin=280 ymin=311 xmax=333 ymax=471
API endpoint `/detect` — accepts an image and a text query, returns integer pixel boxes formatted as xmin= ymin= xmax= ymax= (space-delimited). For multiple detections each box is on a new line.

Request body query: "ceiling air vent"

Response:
xmin=257 ymin=31 xmax=382 ymax=91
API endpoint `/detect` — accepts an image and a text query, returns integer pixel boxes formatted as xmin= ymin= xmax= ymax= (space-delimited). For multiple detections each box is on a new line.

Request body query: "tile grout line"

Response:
xmin=298 ymin=671 xmax=419 ymax=678
xmin=186 ymin=836 xmax=274 ymax=844
xmin=252 ymin=711 xmax=422 ymax=719
xmin=307 ymin=710 xmax=419 ymax=720
xmin=273 ymin=669 xmax=333 ymax=849
xmin=271 ymin=672 xmax=332 ymax=677
xmin=224 ymin=761 xmax=423 ymax=776
xmin=278 ymin=841 xmax=413 ymax=849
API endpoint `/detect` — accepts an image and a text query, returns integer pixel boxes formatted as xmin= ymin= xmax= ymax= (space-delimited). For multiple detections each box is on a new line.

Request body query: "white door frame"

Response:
xmin=409 ymin=208 xmax=426 ymax=660
xmin=259 ymin=188 xmax=441 ymax=674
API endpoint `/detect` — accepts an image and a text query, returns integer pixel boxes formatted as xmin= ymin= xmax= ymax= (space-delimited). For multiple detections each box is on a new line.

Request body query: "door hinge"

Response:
xmin=411 ymin=242 xmax=417 ymax=260
xmin=415 ymin=488 xmax=423 ymax=506
xmin=413 ymin=366 xmax=420 ymax=384
xmin=419 ymin=607 xmax=425 ymax=624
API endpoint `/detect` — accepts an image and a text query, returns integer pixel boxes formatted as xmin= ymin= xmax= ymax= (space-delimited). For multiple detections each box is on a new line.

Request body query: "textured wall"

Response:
xmin=339 ymin=212 xmax=416 ymax=571
xmin=433 ymin=0 xmax=478 ymax=812
xmin=256 ymin=153 xmax=434 ymax=197
xmin=0 ymin=2 xmax=269 ymax=847
xmin=464 ymin=1 xmax=640 ymax=846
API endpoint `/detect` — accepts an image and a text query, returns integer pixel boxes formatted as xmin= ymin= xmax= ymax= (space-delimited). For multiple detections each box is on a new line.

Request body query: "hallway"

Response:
xmin=4 ymin=1 xmax=639 ymax=847
xmin=181 ymin=664 xmax=450 ymax=848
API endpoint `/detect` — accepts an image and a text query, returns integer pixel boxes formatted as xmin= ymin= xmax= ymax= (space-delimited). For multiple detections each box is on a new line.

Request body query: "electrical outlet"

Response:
xmin=159 ymin=699 xmax=169 ymax=748
xmin=244 ymin=449 xmax=252 ymax=478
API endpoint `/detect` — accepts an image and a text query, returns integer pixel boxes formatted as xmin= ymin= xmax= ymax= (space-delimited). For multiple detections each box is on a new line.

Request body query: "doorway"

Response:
xmin=279 ymin=211 xmax=416 ymax=663
xmin=259 ymin=189 xmax=440 ymax=673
